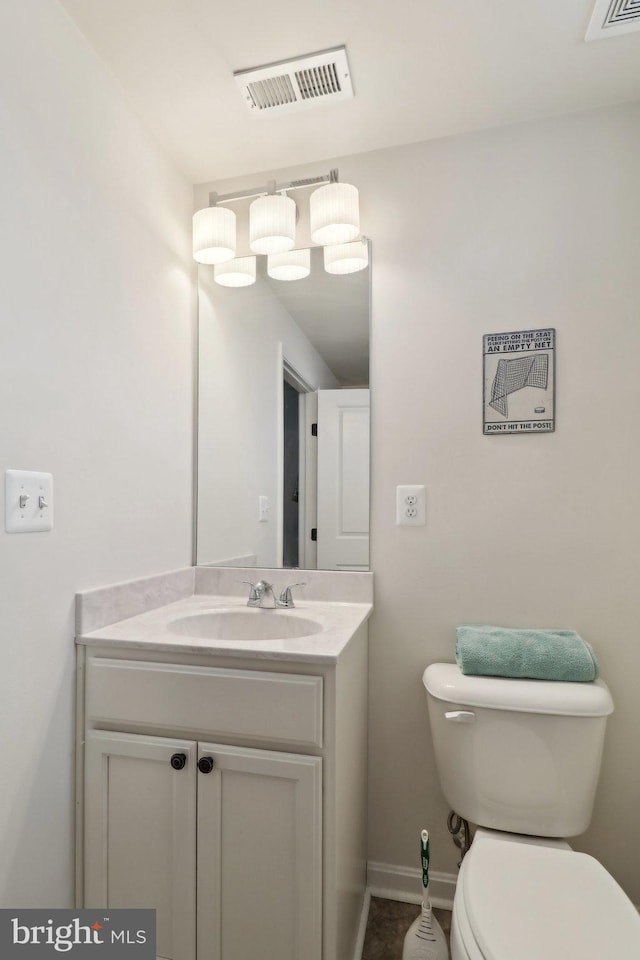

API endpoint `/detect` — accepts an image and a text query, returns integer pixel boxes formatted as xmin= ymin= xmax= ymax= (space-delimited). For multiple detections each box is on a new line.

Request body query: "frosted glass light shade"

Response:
xmin=267 ymin=248 xmax=311 ymax=281
xmin=214 ymin=256 xmax=256 ymax=287
xmin=192 ymin=206 xmax=236 ymax=264
xmin=249 ymin=194 xmax=296 ymax=254
xmin=323 ymin=240 xmax=369 ymax=275
xmin=310 ymin=182 xmax=360 ymax=245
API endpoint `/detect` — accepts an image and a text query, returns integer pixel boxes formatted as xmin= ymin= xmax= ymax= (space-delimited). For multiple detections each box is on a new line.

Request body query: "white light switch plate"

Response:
xmin=258 ymin=495 xmax=270 ymax=523
xmin=5 ymin=470 xmax=54 ymax=533
xmin=396 ymin=484 xmax=426 ymax=525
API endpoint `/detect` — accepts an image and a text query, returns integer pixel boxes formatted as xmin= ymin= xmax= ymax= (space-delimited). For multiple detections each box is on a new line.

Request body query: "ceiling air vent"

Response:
xmin=586 ymin=0 xmax=640 ymax=40
xmin=234 ymin=46 xmax=354 ymax=115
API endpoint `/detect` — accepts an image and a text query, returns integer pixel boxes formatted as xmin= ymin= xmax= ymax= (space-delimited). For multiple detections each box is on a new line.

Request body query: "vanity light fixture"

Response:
xmin=249 ymin=193 xmax=296 ymax=254
xmin=192 ymin=205 xmax=236 ymax=265
xmin=323 ymin=239 xmax=369 ymax=275
xmin=195 ymin=168 xmax=364 ymax=283
xmin=309 ymin=180 xmax=360 ymax=246
xmin=267 ymin=248 xmax=311 ymax=281
xmin=213 ymin=256 xmax=256 ymax=287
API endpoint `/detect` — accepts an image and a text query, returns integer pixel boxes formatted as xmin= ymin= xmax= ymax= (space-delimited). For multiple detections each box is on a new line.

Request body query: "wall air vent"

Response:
xmin=234 ymin=46 xmax=354 ymax=115
xmin=586 ymin=0 xmax=640 ymax=40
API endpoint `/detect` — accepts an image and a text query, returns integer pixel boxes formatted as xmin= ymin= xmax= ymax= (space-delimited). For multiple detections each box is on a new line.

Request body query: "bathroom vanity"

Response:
xmin=75 ymin=567 xmax=372 ymax=960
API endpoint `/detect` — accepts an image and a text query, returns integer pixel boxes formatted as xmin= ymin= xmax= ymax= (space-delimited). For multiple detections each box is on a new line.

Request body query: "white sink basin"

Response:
xmin=167 ymin=608 xmax=324 ymax=642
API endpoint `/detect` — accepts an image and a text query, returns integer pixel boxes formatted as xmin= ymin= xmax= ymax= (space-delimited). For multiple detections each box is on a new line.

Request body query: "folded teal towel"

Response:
xmin=455 ymin=625 xmax=599 ymax=682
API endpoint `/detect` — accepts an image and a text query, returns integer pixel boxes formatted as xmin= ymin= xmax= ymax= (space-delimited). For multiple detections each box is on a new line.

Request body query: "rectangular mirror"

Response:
xmin=196 ymin=244 xmax=370 ymax=571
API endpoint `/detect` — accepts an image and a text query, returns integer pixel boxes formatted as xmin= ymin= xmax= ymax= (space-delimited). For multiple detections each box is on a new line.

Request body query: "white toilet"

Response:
xmin=423 ymin=662 xmax=640 ymax=960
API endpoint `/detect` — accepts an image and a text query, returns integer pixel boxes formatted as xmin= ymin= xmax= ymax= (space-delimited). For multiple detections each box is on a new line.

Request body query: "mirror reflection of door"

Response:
xmin=282 ymin=379 xmax=300 ymax=568
xmin=316 ymin=388 xmax=370 ymax=571
xmin=290 ymin=386 xmax=370 ymax=571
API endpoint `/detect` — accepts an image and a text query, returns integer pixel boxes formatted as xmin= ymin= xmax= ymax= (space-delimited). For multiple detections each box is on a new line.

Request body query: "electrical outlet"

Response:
xmin=396 ymin=485 xmax=426 ymax=526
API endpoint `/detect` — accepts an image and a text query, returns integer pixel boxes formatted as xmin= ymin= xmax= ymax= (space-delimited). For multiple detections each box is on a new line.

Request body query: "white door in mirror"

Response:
xmin=5 ymin=469 xmax=53 ymax=532
xmin=317 ymin=389 xmax=370 ymax=569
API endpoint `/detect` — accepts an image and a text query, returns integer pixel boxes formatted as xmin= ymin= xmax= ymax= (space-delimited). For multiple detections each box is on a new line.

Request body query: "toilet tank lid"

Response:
xmin=423 ymin=663 xmax=614 ymax=716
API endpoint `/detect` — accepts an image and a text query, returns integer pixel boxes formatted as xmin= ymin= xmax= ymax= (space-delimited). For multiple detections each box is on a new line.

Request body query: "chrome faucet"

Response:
xmin=242 ymin=580 xmax=277 ymax=608
xmin=242 ymin=580 xmax=306 ymax=609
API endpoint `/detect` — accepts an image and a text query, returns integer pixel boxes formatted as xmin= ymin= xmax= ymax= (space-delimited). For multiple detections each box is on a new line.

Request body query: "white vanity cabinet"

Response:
xmin=84 ymin=730 xmax=321 ymax=960
xmin=76 ymin=625 xmax=368 ymax=960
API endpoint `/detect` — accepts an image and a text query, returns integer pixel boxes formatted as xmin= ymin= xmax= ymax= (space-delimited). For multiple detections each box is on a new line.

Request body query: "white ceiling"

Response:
xmin=59 ymin=0 xmax=640 ymax=185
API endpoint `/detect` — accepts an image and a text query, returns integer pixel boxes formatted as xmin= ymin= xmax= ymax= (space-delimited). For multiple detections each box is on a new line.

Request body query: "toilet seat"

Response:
xmin=456 ymin=837 xmax=640 ymax=960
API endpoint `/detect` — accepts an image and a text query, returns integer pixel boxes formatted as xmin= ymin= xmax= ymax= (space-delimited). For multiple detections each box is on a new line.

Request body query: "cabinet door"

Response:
xmin=84 ymin=730 xmax=197 ymax=960
xmin=196 ymin=744 xmax=322 ymax=960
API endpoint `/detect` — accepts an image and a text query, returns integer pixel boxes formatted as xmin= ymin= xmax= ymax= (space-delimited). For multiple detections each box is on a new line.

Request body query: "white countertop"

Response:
xmin=77 ymin=593 xmax=372 ymax=664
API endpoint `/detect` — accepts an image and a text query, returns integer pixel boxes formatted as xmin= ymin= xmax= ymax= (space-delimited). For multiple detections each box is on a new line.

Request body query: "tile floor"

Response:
xmin=362 ymin=897 xmax=452 ymax=959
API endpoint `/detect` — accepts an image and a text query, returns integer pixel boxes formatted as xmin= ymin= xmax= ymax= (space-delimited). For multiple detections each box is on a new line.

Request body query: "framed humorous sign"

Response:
xmin=483 ymin=328 xmax=555 ymax=435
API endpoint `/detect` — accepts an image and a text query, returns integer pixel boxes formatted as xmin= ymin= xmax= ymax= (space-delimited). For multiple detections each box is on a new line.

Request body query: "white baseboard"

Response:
xmin=352 ymin=887 xmax=371 ymax=960
xmin=367 ymin=861 xmax=457 ymax=910
xmin=365 ymin=861 xmax=639 ymax=930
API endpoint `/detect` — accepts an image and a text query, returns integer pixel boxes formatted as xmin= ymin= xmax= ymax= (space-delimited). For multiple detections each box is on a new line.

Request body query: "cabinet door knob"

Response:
xmin=170 ymin=752 xmax=187 ymax=770
xmin=198 ymin=756 xmax=215 ymax=774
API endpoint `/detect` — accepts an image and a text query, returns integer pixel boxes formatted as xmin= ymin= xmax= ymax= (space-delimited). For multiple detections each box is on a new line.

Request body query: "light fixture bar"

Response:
xmin=209 ymin=169 xmax=338 ymax=207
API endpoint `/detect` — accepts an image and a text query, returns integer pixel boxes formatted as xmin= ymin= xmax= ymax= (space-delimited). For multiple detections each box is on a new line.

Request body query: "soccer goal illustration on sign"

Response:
xmin=489 ymin=353 xmax=548 ymax=418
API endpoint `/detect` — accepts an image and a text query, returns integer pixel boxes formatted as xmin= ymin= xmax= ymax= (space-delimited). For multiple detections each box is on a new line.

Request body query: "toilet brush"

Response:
xmin=401 ymin=829 xmax=449 ymax=960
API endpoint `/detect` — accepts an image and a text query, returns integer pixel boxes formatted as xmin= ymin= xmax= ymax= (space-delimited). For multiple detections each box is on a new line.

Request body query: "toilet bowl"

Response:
xmin=423 ymin=663 xmax=640 ymax=959
xmin=450 ymin=829 xmax=640 ymax=960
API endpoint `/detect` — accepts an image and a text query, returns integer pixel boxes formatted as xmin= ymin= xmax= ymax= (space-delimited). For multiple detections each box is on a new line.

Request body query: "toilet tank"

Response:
xmin=423 ymin=663 xmax=614 ymax=837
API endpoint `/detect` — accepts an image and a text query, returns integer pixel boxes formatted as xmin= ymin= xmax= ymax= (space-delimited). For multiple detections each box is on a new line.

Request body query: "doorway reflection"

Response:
xmin=283 ymin=379 xmax=300 ymax=569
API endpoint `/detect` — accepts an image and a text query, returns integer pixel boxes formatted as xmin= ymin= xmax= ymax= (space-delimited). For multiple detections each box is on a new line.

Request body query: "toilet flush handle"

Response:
xmin=444 ymin=710 xmax=476 ymax=723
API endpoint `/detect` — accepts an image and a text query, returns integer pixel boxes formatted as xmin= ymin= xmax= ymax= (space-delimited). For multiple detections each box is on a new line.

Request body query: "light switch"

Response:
xmin=5 ymin=470 xmax=54 ymax=533
xmin=258 ymin=495 xmax=270 ymax=523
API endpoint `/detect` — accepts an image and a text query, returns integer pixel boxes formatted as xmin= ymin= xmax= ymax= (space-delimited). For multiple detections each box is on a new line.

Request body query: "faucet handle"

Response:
xmin=277 ymin=582 xmax=306 ymax=608
xmin=240 ymin=579 xmax=276 ymax=607
xmin=240 ymin=580 xmax=261 ymax=604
